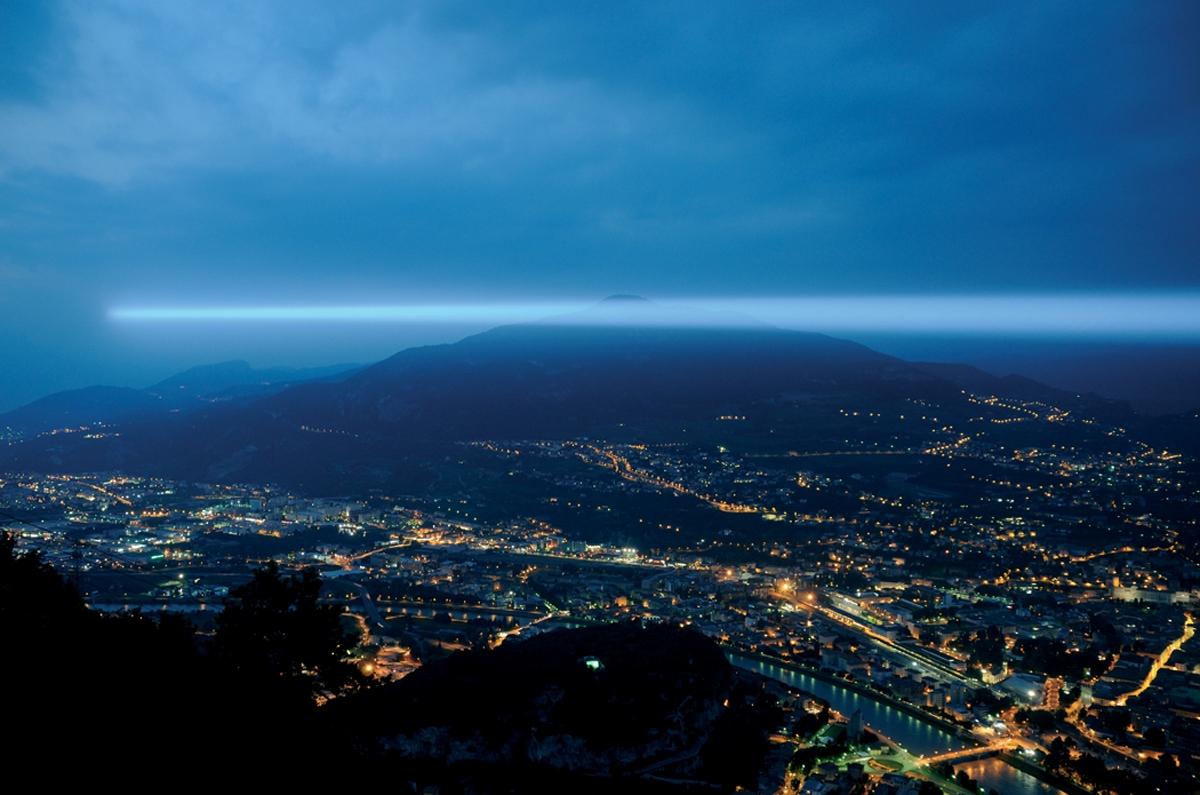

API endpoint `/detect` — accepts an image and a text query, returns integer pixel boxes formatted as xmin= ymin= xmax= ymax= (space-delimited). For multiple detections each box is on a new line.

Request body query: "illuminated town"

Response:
xmin=6 ymin=387 xmax=1197 ymax=794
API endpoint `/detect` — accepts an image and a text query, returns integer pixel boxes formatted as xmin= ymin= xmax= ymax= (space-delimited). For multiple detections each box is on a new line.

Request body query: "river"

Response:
xmin=955 ymin=757 xmax=1065 ymax=795
xmin=730 ymin=654 xmax=1069 ymax=795
xmin=729 ymin=653 xmax=970 ymax=758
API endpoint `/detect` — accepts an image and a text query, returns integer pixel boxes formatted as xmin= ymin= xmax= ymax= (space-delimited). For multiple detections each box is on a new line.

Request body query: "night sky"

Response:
xmin=1 ymin=1 xmax=1198 ymax=412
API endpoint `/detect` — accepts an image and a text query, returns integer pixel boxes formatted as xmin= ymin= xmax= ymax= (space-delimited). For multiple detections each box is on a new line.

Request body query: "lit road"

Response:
xmin=585 ymin=442 xmax=759 ymax=513
xmin=1117 ymin=612 xmax=1194 ymax=704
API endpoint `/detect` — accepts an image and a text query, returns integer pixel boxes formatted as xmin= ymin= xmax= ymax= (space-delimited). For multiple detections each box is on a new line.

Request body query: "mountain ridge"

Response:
xmin=0 ymin=359 xmax=363 ymax=440
xmin=0 ymin=298 xmax=1160 ymax=493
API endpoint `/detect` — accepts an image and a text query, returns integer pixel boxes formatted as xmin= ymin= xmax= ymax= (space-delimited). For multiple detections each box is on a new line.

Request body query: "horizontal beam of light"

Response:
xmin=109 ymin=293 xmax=1200 ymax=338
xmin=695 ymin=294 xmax=1200 ymax=337
xmin=109 ymin=303 xmax=584 ymax=323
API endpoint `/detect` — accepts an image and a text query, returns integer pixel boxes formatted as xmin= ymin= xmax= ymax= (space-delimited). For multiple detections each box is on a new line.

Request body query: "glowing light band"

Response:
xmin=697 ymin=295 xmax=1200 ymax=337
xmin=109 ymin=303 xmax=582 ymax=323
xmin=108 ymin=294 xmax=1200 ymax=338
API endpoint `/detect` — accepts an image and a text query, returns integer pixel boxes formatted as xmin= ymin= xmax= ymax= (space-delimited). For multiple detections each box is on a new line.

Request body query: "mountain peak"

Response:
xmin=598 ymin=294 xmax=653 ymax=304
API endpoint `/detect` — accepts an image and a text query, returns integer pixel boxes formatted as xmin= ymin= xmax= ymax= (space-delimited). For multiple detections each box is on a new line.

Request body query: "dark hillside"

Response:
xmin=330 ymin=621 xmax=780 ymax=790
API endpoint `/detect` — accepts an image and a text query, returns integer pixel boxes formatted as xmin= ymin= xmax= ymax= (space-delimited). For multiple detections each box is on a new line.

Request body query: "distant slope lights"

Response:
xmin=109 ymin=293 xmax=1200 ymax=339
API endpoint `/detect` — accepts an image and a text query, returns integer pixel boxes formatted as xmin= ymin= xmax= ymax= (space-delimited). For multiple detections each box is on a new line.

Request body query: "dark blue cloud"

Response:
xmin=0 ymin=0 xmax=1197 ymax=410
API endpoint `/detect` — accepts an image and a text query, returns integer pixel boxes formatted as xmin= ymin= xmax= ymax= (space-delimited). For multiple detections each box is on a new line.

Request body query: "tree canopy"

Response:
xmin=214 ymin=560 xmax=368 ymax=700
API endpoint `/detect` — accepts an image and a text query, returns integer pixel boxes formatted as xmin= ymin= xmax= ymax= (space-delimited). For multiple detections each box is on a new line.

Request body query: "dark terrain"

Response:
xmin=7 ymin=297 xmax=1181 ymax=495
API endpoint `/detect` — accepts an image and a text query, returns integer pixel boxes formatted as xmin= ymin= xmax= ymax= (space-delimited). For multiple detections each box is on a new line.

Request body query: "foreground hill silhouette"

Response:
xmin=2 ymin=534 xmax=775 ymax=791
xmin=327 ymin=619 xmax=781 ymax=791
xmin=1 ymin=296 xmax=1147 ymax=493
xmin=0 ymin=534 xmax=364 ymax=784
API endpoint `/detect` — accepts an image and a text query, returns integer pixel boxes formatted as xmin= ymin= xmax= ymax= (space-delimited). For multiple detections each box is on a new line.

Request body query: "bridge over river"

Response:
xmin=729 ymin=653 xmax=1070 ymax=795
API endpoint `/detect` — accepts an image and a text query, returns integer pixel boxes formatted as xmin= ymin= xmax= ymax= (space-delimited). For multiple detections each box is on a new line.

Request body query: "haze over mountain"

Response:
xmin=0 ymin=360 xmax=362 ymax=440
xmin=851 ymin=336 xmax=1200 ymax=417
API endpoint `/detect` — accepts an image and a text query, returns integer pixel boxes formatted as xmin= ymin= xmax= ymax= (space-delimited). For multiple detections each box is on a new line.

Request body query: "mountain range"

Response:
xmin=2 ymin=296 xmax=1191 ymax=494
xmin=0 ymin=359 xmax=362 ymax=439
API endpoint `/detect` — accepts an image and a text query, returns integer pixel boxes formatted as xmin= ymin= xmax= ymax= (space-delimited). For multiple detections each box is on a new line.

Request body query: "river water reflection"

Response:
xmin=729 ymin=654 xmax=970 ymax=759
xmin=731 ymin=655 xmax=1068 ymax=795
xmin=955 ymin=757 xmax=1064 ymax=795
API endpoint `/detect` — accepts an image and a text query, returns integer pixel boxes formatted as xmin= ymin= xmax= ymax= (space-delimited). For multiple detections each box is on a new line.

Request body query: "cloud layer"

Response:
xmin=0 ymin=1 xmax=1197 ymax=409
